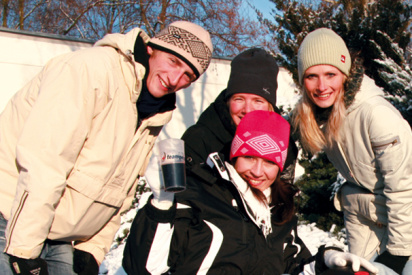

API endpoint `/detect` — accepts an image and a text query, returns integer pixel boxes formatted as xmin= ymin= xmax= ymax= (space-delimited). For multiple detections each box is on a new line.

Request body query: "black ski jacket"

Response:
xmin=122 ymin=154 xmax=333 ymax=275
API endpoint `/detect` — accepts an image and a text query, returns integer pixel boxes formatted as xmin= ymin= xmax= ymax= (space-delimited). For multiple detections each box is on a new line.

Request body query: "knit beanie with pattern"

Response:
xmin=298 ymin=28 xmax=351 ymax=84
xmin=230 ymin=110 xmax=290 ymax=171
xmin=148 ymin=21 xmax=213 ymax=79
xmin=225 ymin=48 xmax=279 ymax=108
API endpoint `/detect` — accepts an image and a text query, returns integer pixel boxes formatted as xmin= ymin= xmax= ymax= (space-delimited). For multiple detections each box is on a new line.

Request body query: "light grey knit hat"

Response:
xmin=298 ymin=28 xmax=351 ymax=84
xmin=148 ymin=21 xmax=213 ymax=79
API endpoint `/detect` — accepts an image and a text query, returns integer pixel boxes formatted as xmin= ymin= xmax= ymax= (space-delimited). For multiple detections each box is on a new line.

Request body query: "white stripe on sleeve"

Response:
xmin=197 ymin=220 xmax=224 ymax=275
xmin=299 ymin=261 xmax=316 ymax=275
xmin=146 ymin=223 xmax=174 ymax=275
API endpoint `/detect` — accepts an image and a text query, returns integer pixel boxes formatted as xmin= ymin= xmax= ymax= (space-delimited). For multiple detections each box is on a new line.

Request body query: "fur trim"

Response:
xmin=344 ymin=56 xmax=364 ymax=108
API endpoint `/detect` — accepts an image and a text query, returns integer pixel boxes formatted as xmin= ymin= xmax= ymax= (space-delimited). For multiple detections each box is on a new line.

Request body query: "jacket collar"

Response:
xmin=94 ymin=28 xmax=151 ymax=104
xmin=207 ymin=152 xmax=273 ymax=237
xmin=194 ymin=89 xmax=236 ymax=148
xmin=346 ymin=75 xmax=384 ymax=114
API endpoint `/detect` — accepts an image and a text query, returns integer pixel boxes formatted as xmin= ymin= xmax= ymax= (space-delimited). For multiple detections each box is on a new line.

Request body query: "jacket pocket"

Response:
xmin=368 ymin=194 xmax=388 ymax=225
xmin=372 ymin=135 xmax=402 ymax=172
xmin=50 ymin=186 xmax=119 ymax=241
xmin=341 ymin=184 xmax=387 ymax=224
xmin=66 ymin=169 xmax=126 ymax=207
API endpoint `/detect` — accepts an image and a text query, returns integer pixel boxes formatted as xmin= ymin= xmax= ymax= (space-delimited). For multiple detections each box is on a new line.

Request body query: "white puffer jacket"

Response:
xmin=327 ymin=76 xmax=412 ymax=259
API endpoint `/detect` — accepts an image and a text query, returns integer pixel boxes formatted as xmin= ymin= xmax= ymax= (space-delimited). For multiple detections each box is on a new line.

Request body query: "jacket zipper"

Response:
xmin=232 ymin=198 xmax=249 ymax=243
xmin=372 ymin=139 xmax=398 ymax=151
xmin=5 ymin=190 xmax=29 ymax=251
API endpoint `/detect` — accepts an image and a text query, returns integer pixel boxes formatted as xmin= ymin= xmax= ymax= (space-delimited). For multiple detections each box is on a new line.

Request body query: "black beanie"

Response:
xmin=225 ymin=48 xmax=279 ymax=108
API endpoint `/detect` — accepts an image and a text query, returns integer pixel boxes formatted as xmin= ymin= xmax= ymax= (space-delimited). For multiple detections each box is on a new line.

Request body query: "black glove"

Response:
xmin=375 ymin=250 xmax=409 ymax=274
xmin=8 ymin=255 xmax=48 ymax=275
xmin=73 ymin=249 xmax=99 ymax=275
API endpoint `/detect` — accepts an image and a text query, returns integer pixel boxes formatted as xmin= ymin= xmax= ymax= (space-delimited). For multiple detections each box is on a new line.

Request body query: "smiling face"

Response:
xmin=303 ymin=64 xmax=346 ymax=109
xmin=228 ymin=93 xmax=271 ymax=126
xmin=146 ymin=46 xmax=196 ymax=98
xmin=234 ymin=156 xmax=279 ymax=192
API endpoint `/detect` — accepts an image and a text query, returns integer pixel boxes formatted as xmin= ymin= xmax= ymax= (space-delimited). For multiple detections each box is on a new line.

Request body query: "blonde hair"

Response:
xmin=292 ymin=83 xmax=346 ymax=154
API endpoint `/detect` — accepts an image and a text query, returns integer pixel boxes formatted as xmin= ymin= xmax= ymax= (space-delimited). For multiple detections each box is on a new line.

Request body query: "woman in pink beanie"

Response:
xmin=123 ymin=110 xmax=377 ymax=275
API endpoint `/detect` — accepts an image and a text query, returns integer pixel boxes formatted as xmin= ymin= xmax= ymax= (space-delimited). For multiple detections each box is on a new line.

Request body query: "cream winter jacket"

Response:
xmin=0 ymin=28 xmax=173 ymax=263
xmin=326 ymin=76 xmax=412 ymax=258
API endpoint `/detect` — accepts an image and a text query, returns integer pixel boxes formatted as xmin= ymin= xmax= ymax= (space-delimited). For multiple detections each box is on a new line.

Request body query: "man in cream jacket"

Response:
xmin=0 ymin=21 xmax=212 ymax=275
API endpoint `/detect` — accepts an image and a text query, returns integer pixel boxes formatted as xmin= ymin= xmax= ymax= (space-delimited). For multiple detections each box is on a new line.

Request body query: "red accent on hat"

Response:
xmin=341 ymin=55 xmax=346 ymax=63
xmin=230 ymin=110 xmax=290 ymax=171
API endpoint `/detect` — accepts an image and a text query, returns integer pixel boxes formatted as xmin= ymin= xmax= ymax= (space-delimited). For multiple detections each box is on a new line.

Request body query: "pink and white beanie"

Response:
xmin=230 ymin=110 xmax=290 ymax=171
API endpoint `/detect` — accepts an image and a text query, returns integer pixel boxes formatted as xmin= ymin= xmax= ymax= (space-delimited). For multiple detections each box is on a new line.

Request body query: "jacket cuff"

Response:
xmin=73 ymin=243 xmax=105 ymax=265
xmin=146 ymin=195 xmax=176 ymax=223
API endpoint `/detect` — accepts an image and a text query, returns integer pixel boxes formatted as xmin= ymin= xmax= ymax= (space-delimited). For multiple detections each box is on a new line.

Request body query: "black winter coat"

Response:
xmin=122 ymin=155 xmax=334 ymax=275
xmin=181 ymin=89 xmax=298 ymax=185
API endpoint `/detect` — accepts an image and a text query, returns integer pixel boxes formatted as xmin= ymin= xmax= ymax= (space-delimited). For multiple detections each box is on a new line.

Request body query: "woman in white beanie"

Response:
xmin=293 ymin=28 xmax=412 ymax=275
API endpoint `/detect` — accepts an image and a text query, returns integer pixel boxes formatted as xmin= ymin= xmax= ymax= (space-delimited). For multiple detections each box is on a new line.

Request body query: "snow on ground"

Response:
xmin=98 ymin=191 xmax=347 ymax=275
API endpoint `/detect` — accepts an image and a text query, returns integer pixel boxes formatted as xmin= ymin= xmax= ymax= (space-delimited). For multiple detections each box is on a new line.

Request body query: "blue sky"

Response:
xmin=251 ymin=0 xmax=275 ymax=19
xmin=242 ymin=0 xmax=275 ymax=21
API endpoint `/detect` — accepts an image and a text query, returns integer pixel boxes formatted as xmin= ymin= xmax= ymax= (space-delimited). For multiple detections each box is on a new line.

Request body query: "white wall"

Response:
xmin=0 ymin=28 xmax=300 ymax=140
xmin=0 ymin=29 xmax=93 ymax=112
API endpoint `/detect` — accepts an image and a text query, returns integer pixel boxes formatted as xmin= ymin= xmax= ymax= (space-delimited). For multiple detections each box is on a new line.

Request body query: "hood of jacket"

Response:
xmin=94 ymin=28 xmax=151 ymax=59
xmin=343 ymin=57 xmax=385 ymax=111
xmin=346 ymin=75 xmax=385 ymax=114
xmin=95 ymin=28 xmax=176 ymax=120
xmin=196 ymin=89 xmax=237 ymax=142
